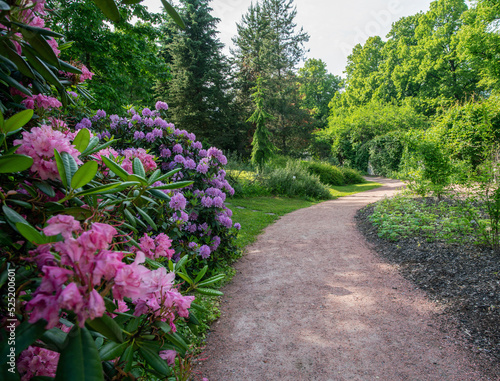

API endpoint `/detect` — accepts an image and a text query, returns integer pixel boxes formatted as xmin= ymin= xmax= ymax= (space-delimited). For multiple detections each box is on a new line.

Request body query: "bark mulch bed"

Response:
xmin=356 ymin=204 xmax=500 ymax=375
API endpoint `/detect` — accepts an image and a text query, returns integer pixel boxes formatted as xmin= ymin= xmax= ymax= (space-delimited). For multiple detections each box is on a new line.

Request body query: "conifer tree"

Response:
xmin=156 ymin=0 xmax=239 ymax=150
xmin=248 ymin=77 xmax=275 ymax=172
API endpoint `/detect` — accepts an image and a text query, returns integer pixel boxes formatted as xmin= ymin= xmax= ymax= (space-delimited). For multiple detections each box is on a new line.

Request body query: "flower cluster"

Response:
xmin=14 ymin=124 xmax=82 ymax=180
xmin=27 ymin=215 xmax=192 ymax=331
xmin=86 ymin=104 xmax=240 ymax=264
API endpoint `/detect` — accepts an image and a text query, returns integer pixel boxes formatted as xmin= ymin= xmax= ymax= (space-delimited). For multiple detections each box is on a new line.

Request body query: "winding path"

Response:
xmin=197 ymin=177 xmax=490 ymax=380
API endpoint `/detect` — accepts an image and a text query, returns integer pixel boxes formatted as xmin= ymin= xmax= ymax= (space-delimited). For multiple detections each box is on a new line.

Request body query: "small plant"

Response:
xmin=340 ymin=167 xmax=365 ymax=184
xmin=303 ymin=160 xmax=345 ymax=186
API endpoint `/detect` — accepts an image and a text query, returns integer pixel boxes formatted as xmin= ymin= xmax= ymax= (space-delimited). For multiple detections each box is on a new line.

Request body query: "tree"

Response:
xmin=231 ymin=0 xmax=311 ymax=155
xmin=297 ymin=58 xmax=342 ymax=129
xmin=50 ymin=0 xmax=168 ymax=113
xmin=248 ymin=77 xmax=275 ymax=171
xmin=156 ymin=0 xmax=239 ymax=150
xmin=459 ymin=0 xmax=500 ymax=91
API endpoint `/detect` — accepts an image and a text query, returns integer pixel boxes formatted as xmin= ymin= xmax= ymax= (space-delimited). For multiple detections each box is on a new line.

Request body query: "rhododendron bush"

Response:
xmin=0 ymin=1 xmax=232 ymax=380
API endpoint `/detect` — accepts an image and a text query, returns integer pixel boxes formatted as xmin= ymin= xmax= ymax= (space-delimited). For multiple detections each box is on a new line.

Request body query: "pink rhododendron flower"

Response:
xmin=22 ymin=94 xmax=62 ymax=110
xmin=14 ymin=124 xmax=82 ymax=180
xmin=18 ymin=346 xmax=59 ymax=381
xmin=137 ymin=233 xmax=175 ymax=260
xmin=159 ymin=350 xmax=177 ymax=365
xmin=43 ymin=214 xmax=82 ymax=239
xmin=121 ymin=148 xmax=157 ymax=173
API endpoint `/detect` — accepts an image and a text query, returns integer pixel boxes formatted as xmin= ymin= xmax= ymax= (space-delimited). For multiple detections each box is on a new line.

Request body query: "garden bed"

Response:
xmin=356 ymin=204 xmax=500 ymax=374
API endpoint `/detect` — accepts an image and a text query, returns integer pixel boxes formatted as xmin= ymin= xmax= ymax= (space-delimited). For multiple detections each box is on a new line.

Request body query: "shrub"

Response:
xmin=303 ymin=161 xmax=344 ymax=186
xmin=368 ymin=131 xmax=405 ymax=176
xmin=261 ymin=159 xmax=332 ymax=200
xmin=341 ymin=167 xmax=365 ymax=184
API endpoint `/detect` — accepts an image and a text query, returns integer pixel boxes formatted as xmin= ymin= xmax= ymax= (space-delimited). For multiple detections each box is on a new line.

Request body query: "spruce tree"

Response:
xmin=156 ymin=0 xmax=239 ymax=150
xmin=248 ymin=77 xmax=275 ymax=172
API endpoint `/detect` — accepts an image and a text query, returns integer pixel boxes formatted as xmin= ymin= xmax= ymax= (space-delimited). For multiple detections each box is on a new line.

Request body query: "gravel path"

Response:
xmin=197 ymin=177 xmax=492 ymax=380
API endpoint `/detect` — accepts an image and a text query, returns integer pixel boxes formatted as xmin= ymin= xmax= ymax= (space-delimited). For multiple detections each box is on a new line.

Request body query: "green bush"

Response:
xmin=369 ymin=131 xmax=405 ymax=176
xmin=341 ymin=167 xmax=365 ymax=184
xmin=303 ymin=161 xmax=345 ymax=186
xmin=261 ymin=160 xmax=332 ymax=200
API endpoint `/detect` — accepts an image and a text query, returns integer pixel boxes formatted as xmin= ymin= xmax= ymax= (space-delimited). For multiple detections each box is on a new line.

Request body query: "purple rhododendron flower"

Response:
xmin=160 ymin=148 xmax=171 ymax=158
xmin=172 ymin=144 xmax=183 ymax=154
xmin=169 ymin=193 xmax=187 ymax=211
xmin=142 ymin=108 xmax=152 ymax=117
xmin=174 ymin=155 xmax=185 ymax=164
xmin=234 ymin=223 xmax=241 ymax=230
xmin=155 ymin=101 xmax=169 ymax=110
xmin=132 ymin=114 xmax=142 ymax=123
xmin=199 ymin=245 xmax=211 ymax=259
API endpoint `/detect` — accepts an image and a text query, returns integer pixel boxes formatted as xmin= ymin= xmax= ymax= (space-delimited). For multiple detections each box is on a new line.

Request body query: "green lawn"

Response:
xmin=228 ymin=181 xmax=383 ymax=249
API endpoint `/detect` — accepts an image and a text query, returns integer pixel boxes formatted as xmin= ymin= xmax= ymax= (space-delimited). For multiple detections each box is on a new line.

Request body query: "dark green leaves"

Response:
xmin=86 ymin=314 xmax=123 ymax=343
xmin=161 ymin=0 xmax=185 ymax=29
xmin=93 ymin=0 xmax=120 ymax=22
xmin=73 ymin=128 xmax=91 ymax=153
xmin=71 ymin=161 xmax=98 ymax=189
xmin=0 ymin=154 xmax=33 ymax=173
xmin=55 ymin=325 xmax=104 ymax=381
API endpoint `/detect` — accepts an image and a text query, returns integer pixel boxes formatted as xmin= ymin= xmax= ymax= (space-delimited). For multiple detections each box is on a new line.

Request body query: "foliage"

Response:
xmin=49 ymin=0 xmax=169 ymax=114
xmin=260 ymin=159 xmax=332 ymax=200
xmin=340 ymin=167 xmax=365 ymax=185
xmin=87 ymin=105 xmax=241 ymax=270
xmin=248 ymin=77 xmax=275 ymax=172
xmin=368 ymin=131 xmax=405 ymax=177
xmin=156 ymin=0 xmax=239 ymax=151
xmin=231 ymin=0 xmax=312 ymax=155
xmin=329 ymin=181 xmax=382 ymax=198
xmin=323 ymin=101 xmax=428 ymax=171
xmin=0 ymin=3 xmax=236 ymax=380
xmin=297 ymin=58 xmax=342 ymax=129
xmin=302 ymin=161 xmax=344 ymax=186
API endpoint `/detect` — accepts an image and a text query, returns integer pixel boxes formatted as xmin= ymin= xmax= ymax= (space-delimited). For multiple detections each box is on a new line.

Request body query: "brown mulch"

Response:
xmin=356 ymin=203 xmax=500 ymax=378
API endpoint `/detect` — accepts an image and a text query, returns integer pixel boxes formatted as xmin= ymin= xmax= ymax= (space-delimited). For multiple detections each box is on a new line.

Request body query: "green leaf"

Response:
xmin=147 ymin=169 xmax=161 ymax=185
xmin=0 ymin=71 xmax=32 ymax=95
xmin=61 ymin=152 xmax=78 ymax=186
xmin=23 ymin=45 xmax=62 ymax=89
xmin=127 ymin=174 xmax=148 ymax=186
xmin=12 ymin=22 xmax=64 ymax=39
xmin=81 ymin=137 xmax=99 ymax=156
xmin=2 ymin=204 xmax=28 ymax=226
xmin=150 ymin=181 xmax=194 ymax=191
xmin=20 ymin=30 xmax=60 ymax=68
xmin=54 ymin=325 xmax=104 ymax=381
xmin=135 ymin=207 xmax=157 ymax=231
xmin=132 ymin=157 xmax=145 ymax=177
xmin=102 ymin=156 xmax=129 ymax=181
xmin=0 ymin=154 xmax=33 ymax=173
xmin=33 ymin=181 xmax=55 ymax=197
xmin=0 ymin=43 xmax=34 ymax=79
xmin=99 ymin=342 xmax=128 ymax=361
xmin=74 ymin=181 xmax=139 ymax=197
xmin=4 ymin=109 xmax=33 ymax=133
xmin=83 ymin=139 xmax=116 ymax=156
xmin=176 ymin=271 xmax=193 ymax=285
xmin=41 ymin=327 xmax=68 ymax=352
xmin=71 ymin=161 xmax=98 ymax=189
xmin=197 ymin=274 xmax=225 ymax=287
xmin=0 ymin=1 xmax=10 ymax=10
xmin=155 ymin=168 xmax=181 ymax=182
xmin=55 ymin=207 xmax=92 ymax=220
xmin=162 ymin=332 xmax=188 ymax=355
xmin=189 ymin=302 xmax=208 ymax=313
xmin=195 ymin=287 xmax=224 ymax=297
xmin=16 ymin=223 xmax=46 ymax=244
xmin=123 ymin=208 xmax=137 ymax=227
xmin=85 ymin=314 xmax=123 ymax=343
xmin=188 ymin=312 xmax=200 ymax=325
xmin=193 ymin=265 xmax=208 ymax=284
xmin=0 ymin=320 xmax=47 ymax=357
xmin=161 ymin=0 xmax=185 ymax=29
xmin=73 ymin=128 xmax=91 ymax=153
xmin=93 ymin=0 xmax=120 ymax=22
xmin=139 ymin=346 xmax=171 ymax=376
xmin=147 ymin=189 xmax=171 ymax=201
xmin=174 ymin=255 xmax=188 ymax=271
xmin=53 ymin=149 xmax=68 ymax=188
xmin=119 ymin=345 xmax=134 ymax=373
xmin=59 ymin=59 xmax=82 ymax=75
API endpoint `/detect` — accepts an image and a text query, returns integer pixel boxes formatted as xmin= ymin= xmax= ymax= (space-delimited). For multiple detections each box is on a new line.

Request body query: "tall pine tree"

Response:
xmin=156 ymin=0 xmax=239 ymax=150
xmin=232 ymin=0 xmax=311 ymax=155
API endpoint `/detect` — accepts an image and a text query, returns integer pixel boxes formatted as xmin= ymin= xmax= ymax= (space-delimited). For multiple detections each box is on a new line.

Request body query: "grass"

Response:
xmin=227 ymin=180 xmax=383 ymax=249
xmin=329 ymin=181 xmax=383 ymax=198
xmin=227 ymin=197 xmax=317 ymax=248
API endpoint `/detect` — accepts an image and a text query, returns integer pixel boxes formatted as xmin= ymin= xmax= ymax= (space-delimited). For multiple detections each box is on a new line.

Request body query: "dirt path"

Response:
xmin=197 ymin=177 xmax=491 ymax=380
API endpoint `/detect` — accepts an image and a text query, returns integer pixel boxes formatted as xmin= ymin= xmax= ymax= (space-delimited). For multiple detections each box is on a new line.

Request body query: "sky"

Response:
xmin=141 ymin=0 xmax=435 ymax=77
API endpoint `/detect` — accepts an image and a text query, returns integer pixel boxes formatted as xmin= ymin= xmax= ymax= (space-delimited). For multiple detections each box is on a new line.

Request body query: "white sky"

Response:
xmin=141 ymin=0 xmax=434 ymax=77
